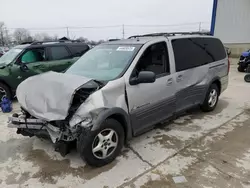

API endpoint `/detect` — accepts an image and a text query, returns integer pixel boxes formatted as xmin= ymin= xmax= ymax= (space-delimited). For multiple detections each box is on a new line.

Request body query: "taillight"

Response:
xmin=228 ymin=58 xmax=230 ymax=74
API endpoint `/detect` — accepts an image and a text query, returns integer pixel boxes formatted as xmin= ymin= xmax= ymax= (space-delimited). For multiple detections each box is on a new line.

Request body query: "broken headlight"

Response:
xmin=69 ymin=114 xmax=92 ymax=128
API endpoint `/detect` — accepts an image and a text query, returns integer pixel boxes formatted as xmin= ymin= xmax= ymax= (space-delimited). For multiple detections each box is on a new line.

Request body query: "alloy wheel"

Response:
xmin=92 ymin=128 xmax=118 ymax=159
xmin=208 ymin=89 xmax=218 ymax=107
xmin=0 ymin=87 xmax=7 ymax=100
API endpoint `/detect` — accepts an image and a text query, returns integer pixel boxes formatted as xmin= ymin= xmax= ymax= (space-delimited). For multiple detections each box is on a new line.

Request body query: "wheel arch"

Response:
xmin=91 ymin=107 xmax=133 ymax=141
xmin=201 ymin=77 xmax=221 ymax=104
xmin=211 ymin=79 xmax=221 ymax=95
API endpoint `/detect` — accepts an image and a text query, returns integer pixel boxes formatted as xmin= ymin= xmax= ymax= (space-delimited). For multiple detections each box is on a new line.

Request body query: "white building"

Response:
xmin=211 ymin=0 xmax=250 ymax=56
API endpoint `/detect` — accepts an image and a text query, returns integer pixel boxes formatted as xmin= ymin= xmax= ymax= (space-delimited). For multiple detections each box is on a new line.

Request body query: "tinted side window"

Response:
xmin=134 ymin=42 xmax=169 ymax=77
xmin=172 ymin=38 xmax=211 ymax=72
xmin=203 ymin=38 xmax=226 ymax=61
xmin=172 ymin=38 xmax=226 ymax=72
xmin=50 ymin=46 xmax=70 ymax=60
xmin=69 ymin=45 xmax=89 ymax=57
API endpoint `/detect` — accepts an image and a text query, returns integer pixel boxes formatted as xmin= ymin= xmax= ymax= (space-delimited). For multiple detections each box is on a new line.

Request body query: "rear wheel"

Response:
xmin=0 ymin=82 xmax=11 ymax=100
xmin=78 ymin=119 xmax=124 ymax=167
xmin=244 ymin=74 xmax=250 ymax=83
xmin=238 ymin=65 xmax=245 ymax=72
xmin=201 ymin=84 xmax=219 ymax=112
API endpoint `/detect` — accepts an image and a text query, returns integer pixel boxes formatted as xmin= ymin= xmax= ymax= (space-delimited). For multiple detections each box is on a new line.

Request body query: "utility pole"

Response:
xmin=199 ymin=22 xmax=202 ymax=32
xmin=122 ymin=24 xmax=125 ymax=39
xmin=66 ymin=27 xmax=69 ymax=39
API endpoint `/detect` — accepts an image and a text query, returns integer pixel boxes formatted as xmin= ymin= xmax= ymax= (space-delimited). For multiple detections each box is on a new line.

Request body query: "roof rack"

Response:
xmin=128 ymin=31 xmax=211 ymax=39
xmin=108 ymin=39 xmax=120 ymax=42
xmin=20 ymin=42 xmax=33 ymax=45
xmin=31 ymin=39 xmax=83 ymax=45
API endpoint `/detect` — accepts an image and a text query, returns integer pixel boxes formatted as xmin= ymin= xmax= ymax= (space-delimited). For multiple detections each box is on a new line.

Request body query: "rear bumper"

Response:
xmin=220 ymin=75 xmax=228 ymax=94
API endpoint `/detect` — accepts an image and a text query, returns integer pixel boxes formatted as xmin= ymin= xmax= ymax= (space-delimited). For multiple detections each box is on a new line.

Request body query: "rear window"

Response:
xmin=69 ymin=45 xmax=89 ymax=57
xmin=172 ymin=37 xmax=226 ymax=72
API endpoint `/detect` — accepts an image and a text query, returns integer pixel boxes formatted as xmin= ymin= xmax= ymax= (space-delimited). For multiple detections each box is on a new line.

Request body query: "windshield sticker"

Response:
xmin=117 ymin=46 xmax=135 ymax=51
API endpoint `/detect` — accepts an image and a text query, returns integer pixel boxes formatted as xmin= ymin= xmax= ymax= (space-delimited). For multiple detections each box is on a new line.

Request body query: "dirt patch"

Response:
xmin=140 ymin=178 xmax=171 ymax=188
xmin=0 ymin=138 xmax=33 ymax=163
xmin=140 ymin=174 xmax=172 ymax=188
xmin=120 ymin=148 xmax=130 ymax=159
xmin=5 ymin=172 xmax=30 ymax=185
xmin=25 ymin=149 xmax=117 ymax=184
xmin=148 ymin=134 xmax=182 ymax=149
xmin=188 ymin=99 xmax=229 ymax=119
xmin=173 ymin=116 xmax=193 ymax=126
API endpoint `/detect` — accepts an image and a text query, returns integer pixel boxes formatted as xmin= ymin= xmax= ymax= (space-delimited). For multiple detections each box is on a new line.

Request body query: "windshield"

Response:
xmin=66 ymin=44 xmax=141 ymax=81
xmin=0 ymin=48 xmax=22 ymax=65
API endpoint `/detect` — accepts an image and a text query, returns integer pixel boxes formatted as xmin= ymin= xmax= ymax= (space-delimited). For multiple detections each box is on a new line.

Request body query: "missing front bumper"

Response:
xmin=8 ymin=114 xmax=76 ymax=156
xmin=8 ymin=115 xmax=60 ymax=142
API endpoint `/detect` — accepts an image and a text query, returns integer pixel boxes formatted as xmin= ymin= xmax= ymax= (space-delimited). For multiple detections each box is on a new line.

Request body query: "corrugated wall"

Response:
xmin=214 ymin=0 xmax=250 ymax=44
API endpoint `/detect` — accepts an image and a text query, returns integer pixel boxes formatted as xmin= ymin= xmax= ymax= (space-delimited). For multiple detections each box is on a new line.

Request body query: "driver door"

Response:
xmin=9 ymin=47 xmax=50 ymax=89
xmin=126 ymin=42 xmax=176 ymax=135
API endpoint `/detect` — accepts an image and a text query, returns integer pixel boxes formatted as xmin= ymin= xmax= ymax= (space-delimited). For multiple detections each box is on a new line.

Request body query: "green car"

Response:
xmin=0 ymin=41 xmax=90 ymax=99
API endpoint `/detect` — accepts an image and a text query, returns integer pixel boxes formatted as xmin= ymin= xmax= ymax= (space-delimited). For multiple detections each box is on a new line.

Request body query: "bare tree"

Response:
xmin=0 ymin=22 xmax=7 ymax=46
xmin=0 ymin=22 xmax=4 ymax=46
xmin=76 ymin=37 xmax=88 ymax=43
xmin=52 ymin=35 xmax=58 ymax=41
xmin=13 ymin=28 xmax=32 ymax=44
xmin=33 ymin=32 xmax=56 ymax=41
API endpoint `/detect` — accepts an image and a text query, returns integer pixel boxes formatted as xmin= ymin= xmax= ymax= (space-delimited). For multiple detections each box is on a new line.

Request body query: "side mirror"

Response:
xmin=20 ymin=63 xmax=29 ymax=72
xmin=130 ymin=71 xmax=156 ymax=85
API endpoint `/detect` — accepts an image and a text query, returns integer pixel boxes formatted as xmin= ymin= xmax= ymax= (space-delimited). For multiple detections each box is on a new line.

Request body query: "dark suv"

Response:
xmin=0 ymin=41 xmax=89 ymax=98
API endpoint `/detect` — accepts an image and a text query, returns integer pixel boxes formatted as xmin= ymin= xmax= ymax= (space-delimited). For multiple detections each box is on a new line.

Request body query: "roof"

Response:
xmin=103 ymin=32 xmax=215 ymax=45
xmin=14 ymin=44 xmax=31 ymax=49
xmin=104 ymin=37 xmax=165 ymax=45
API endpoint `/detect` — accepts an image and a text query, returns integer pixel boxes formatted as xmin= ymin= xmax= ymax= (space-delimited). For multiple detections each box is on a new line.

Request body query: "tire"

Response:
xmin=244 ymin=74 xmax=250 ymax=83
xmin=201 ymin=84 xmax=219 ymax=112
xmin=0 ymin=82 xmax=11 ymax=100
xmin=246 ymin=65 xmax=250 ymax=73
xmin=78 ymin=118 xmax=125 ymax=167
xmin=238 ymin=65 xmax=245 ymax=72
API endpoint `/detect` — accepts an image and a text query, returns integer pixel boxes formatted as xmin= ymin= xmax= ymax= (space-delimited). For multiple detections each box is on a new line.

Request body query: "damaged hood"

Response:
xmin=16 ymin=71 xmax=92 ymax=121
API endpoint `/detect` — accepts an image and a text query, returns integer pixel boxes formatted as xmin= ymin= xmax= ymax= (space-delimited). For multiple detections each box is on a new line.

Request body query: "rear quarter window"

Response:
xmin=172 ymin=37 xmax=226 ymax=72
xmin=49 ymin=46 xmax=71 ymax=60
xmin=69 ymin=45 xmax=89 ymax=57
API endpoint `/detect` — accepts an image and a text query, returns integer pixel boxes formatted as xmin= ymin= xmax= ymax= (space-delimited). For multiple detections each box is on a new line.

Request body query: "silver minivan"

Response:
xmin=8 ymin=32 xmax=229 ymax=167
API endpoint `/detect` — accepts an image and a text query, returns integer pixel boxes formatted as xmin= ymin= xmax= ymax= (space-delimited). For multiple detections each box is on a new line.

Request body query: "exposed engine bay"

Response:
xmin=8 ymin=72 xmax=106 ymax=156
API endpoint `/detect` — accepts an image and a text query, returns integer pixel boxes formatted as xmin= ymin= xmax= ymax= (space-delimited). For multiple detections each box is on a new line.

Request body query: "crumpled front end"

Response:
xmin=8 ymin=110 xmax=91 ymax=156
xmin=8 ymin=71 xmax=102 ymax=155
xmin=16 ymin=71 xmax=93 ymax=121
xmin=8 ymin=72 xmax=127 ymax=156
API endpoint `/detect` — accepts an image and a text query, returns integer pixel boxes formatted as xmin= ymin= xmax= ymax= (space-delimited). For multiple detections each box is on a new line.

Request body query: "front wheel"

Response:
xmin=201 ymin=84 xmax=219 ymax=112
xmin=78 ymin=119 xmax=124 ymax=167
xmin=244 ymin=74 xmax=250 ymax=83
xmin=0 ymin=82 xmax=11 ymax=100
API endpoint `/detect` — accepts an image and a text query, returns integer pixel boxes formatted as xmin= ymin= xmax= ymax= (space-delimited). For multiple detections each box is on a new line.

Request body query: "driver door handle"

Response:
xmin=177 ymin=75 xmax=183 ymax=82
xmin=167 ymin=78 xmax=173 ymax=86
